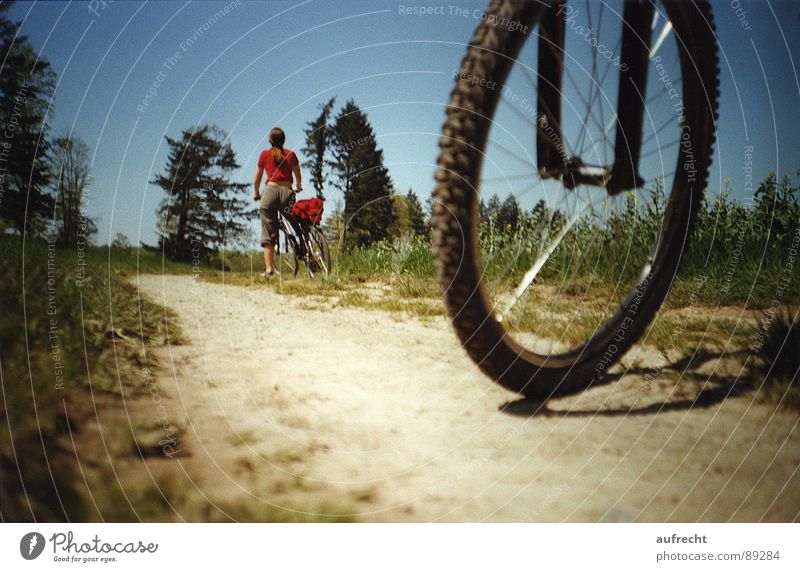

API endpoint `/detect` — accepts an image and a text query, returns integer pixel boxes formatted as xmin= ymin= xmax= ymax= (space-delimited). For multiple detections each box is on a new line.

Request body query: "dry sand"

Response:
xmin=135 ymin=274 xmax=800 ymax=522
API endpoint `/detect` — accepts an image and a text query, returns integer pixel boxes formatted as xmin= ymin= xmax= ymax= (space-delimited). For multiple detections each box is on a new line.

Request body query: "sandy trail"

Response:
xmin=136 ymin=274 xmax=800 ymax=522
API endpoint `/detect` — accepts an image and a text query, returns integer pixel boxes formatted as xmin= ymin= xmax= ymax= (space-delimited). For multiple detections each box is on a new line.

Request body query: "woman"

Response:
xmin=254 ymin=127 xmax=302 ymax=276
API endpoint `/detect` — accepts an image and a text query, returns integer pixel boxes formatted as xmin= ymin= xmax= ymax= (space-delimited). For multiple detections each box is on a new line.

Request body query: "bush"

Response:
xmin=751 ymin=306 xmax=800 ymax=409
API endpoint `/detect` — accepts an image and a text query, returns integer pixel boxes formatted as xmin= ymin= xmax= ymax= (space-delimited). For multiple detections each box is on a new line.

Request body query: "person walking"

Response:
xmin=253 ymin=127 xmax=302 ymax=276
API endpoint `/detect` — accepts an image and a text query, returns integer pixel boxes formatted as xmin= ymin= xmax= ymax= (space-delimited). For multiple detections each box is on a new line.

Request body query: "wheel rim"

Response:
xmin=440 ymin=0 xmax=714 ymax=367
xmin=276 ymin=223 xmax=300 ymax=277
xmin=307 ymin=228 xmax=330 ymax=276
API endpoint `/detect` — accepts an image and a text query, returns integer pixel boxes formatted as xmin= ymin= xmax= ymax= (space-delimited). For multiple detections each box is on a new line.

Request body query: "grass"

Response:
xmin=90 ymin=245 xmax=195 ymax=276
xmin=314 ymin=174 xmax=799 ymax=309
xmin=197 ymin=238 xmax=445 ymax=320
xmin=750 ymin=306 xmax=800 ymax=410
xmin=0 ymin=236 xmax=191 ymax=521
xmin=94 ymin=475 xmax=356 ymax=523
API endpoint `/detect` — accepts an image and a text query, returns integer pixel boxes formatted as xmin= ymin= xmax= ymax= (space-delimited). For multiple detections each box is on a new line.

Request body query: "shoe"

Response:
xmin=260 ymin=269 xmax=275 ymax=278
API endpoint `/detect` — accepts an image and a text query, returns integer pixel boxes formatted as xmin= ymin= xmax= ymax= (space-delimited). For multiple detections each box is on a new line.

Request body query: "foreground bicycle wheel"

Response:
xmin=433 ymin=0 xmax=719 ymax=398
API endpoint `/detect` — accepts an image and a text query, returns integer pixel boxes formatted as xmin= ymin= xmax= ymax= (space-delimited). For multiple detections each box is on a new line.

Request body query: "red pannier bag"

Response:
xmin=291 ymin=198 xmax=324 ymax=224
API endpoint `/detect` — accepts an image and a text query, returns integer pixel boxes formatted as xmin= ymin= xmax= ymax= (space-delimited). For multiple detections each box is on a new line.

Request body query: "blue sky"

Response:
xmin=9 ymin=0 xmax=800 ymax=245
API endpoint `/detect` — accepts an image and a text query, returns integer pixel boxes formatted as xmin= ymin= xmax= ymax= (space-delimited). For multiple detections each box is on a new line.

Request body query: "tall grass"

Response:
xmin=332 ymin=233 xmax=435 ymax=280
xmin=750 ymin=305 xmax=800 ymax=410
xmin=322 ymin=174 xmax=799 ymax=308
xmin=0 ymin=237 xmax=185 ymax=521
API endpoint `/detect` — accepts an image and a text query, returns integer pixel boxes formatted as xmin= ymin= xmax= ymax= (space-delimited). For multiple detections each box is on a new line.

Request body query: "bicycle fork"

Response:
xmin=536 ymin=0 xmax=654 ymax=194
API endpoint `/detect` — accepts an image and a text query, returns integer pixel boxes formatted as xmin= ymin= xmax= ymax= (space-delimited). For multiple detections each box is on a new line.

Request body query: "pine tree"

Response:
xmin=485 ymin=194 xmax=501 ymax=221
xmin=389 ymin=194 xmax=408 ymax=239
xmin=329 ymin=100 xmax=394 ymax=248
xmin=323 ymin=198 xmax=346 ymax=248
xmin=0 ymin=3 xmax=57 ymax=235
xmin=497 ymin=194 xmax=521 ymax=231
xmin=152 ymin=125 xmax=251 ymax=262
xmin=389 ymin=189 xmax=426 ymax=238
xmin=405 ymin=189 xmax=427 ymax=237
xmin=302 ymin=97 xmax=335 ymax=200
xmin=479 ymin=198 xmax=489 ymax=224
xmin=531 ymin=199 xmax=548 ymax=221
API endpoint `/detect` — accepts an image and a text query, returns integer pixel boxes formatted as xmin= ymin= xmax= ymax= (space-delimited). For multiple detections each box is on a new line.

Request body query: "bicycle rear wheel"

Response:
xmin=433 ymin=0 xmax=719 ymax=398
xmin=305 ymin=226 xmax=331 ymax=277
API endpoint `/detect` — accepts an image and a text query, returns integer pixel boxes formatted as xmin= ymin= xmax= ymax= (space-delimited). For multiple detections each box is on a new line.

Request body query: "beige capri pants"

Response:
xmin=259 ymin=182 xmax=295 ymax=247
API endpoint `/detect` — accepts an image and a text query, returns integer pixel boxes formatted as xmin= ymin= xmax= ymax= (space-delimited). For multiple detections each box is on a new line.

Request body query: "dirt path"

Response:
xmin=136 ymin=274 xmax=800 ymax=522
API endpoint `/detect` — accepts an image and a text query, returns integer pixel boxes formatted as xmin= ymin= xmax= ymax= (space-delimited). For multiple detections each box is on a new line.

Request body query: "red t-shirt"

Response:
xmin=258 ymin=148 xmax=298 ymax=184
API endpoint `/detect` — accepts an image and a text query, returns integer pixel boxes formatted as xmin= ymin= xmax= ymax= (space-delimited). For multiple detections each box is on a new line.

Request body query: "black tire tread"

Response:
xmin=432 ymin=0 xmax=719 ymax=398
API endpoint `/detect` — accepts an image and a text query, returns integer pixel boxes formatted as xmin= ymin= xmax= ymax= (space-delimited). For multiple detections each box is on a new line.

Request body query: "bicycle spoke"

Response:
xmin=581 ymin=35 xmax=624 ymax=162
xmin=566 ymin=191 xmax=612 ymax=282
xmin=649 ymin=20 xmax=673 ymax=60
xmin=482 ymin=172 xmax=539 ymax=185
xmin=640 ymin=138 xmax=679 ymax=159
xmin=487 ymin=139 xmax=536 ymax=168
xmin=647 ymin=52 xmax=680 ymax=102
xmin=496 ymin=199 xmax=589 ymax=322
xmin=575 ymin=0 xmax=602 ymax=155
xmin=641 ymin=114 xmax=677 ymax=148
xmin=562 ymin=63 xmax=608 ymax=149
xmin=519 ymin=62 xmax=578 ymax=161
xmin=641 ymin=62 xmax=680 ymax=139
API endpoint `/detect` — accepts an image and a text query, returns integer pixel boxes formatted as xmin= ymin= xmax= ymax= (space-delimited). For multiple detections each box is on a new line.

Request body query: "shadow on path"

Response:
xmin=500 ymin=350 xmax=754 ymax=418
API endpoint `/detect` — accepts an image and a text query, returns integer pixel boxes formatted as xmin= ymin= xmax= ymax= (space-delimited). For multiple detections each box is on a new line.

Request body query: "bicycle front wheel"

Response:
xmin=432 ymin=0 xmax=719 ymax=398
xmin=276 ymin=222 xmax=300 ymax=277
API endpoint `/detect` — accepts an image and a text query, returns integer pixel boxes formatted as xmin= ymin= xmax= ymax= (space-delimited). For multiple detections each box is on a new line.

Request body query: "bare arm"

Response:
xmin=254 ymin=166 xmax=264 ymax=200
xmin=292 ymin=160 xmax=302 ymax=193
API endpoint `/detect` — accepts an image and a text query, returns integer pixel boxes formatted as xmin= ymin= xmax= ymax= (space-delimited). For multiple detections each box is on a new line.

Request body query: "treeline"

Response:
xmin=300 ymin=98 xmax=427 ymax=249
xmin=475 ymin=174 xmax=799 ymax=252
xmin=153 ymin=98 xmax=429 ymax=262
xmin=0 ymin=0 xmax=424 ymax=258
xmin=0 ymin=2 xmax=96 ymax=245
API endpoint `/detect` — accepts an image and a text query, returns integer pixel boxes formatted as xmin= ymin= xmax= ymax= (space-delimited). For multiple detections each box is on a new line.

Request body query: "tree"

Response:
xmin=152 ymin=125 xmax=252 ymax=262
xmin=111 ymin=233 xmax=131 ymax=249
xmin=497 ymin=194 xmax=521 ymax=231
xmin=389 ymin=189 xmax=427 ymax=238
xmin=302 ymin=97 xmax=335 ymax=200
xmin=329 ymin=100 xmax=394 ymax=248
xmin=52 ymin=135 xmax=96 ymax=246
xmin=0 ymin=2 xmax=57 ymax=235
xmin=485 ymin=194 xmax=501 ymax=221
xmin=389 ymin=195 xmax=408 ymax=239
xmin=479 ymin=198 xmax=488 ymax=223
xmin=323 ymin=198 xmax=345 ymax=248
xmin=405 ymin=189 xmax=427 ymax=237
xmin=531 ymin=199 xmax=548 ymax=221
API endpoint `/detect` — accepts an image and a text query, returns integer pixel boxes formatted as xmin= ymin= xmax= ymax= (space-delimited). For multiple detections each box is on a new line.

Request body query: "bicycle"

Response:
xmin=433 ymin=0 xmax=719 ymax=399
xmin=275 ymin=196 xmax=332 ymax=278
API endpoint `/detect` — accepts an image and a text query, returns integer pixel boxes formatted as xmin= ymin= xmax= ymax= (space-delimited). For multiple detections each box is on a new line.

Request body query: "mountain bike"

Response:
xmin=275 ymin=199 xmax=331 ymax=278
xmin=432 ymin=0 xmax=719 ymax=398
